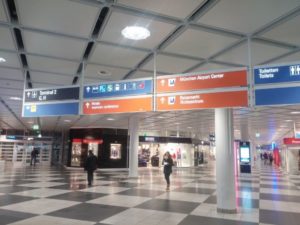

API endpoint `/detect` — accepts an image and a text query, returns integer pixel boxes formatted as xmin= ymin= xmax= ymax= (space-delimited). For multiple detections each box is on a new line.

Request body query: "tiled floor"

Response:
xmin=0 ymin=162 xmax=299 ymax=225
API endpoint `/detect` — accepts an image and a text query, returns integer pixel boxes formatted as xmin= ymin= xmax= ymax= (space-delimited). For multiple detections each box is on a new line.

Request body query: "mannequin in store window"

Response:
xmin=84 ymin=150 xmax=98 ymax=186
xmin=162 ymin=151 xmax=173 ymax=191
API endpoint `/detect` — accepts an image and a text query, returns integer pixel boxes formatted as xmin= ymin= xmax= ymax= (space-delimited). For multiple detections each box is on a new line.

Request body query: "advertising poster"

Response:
xmin=110 ymin=143 xmax=121 ymax=159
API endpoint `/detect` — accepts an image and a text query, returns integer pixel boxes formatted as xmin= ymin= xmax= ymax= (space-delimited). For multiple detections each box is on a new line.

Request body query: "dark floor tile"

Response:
xmin=0 ymin=195 xmax=37 ymax=207
xmin=0 ymin=209 xmax=36 ymax=225
xmin=204 ymin=196 xmax=258 ymax=208
xmin=0 ymin=186 xmax=36 ymax=194
xmin=178 ymin=215 xmax=258 ymax=225
xmin=260 ymin=209 xmax=300 ymax=225
xmin=260 ymin=193 xmax=300 ymax=202
xmin=48 ymin=191 xmax=106 ymax=202
xmin=260 ymin=184 xmax=298 ymax=190
xmin=173 ymin=187 xmax=215 ymax=195
xmin=117 ymin=189 xmax=165 ymax=197
xmin=135 ymin=199 xmax=199 ymax=214
xmin=47 ymin=203 xmax=127 ymax=222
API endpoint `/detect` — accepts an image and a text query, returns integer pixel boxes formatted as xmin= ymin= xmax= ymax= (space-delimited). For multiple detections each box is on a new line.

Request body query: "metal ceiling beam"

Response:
xmin=260 ymin=47 xmax=300 ymax=65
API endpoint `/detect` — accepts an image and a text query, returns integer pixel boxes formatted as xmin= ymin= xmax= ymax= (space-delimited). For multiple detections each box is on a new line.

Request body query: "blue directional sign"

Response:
xmin=255 ymin=86 xmax=300 ymax=106
xmin=84 ymin=79 xmax=152 ymax=99
xmin=254 ymin=63 xmax=300 ymax=85
xmin=23 ymin=102 xmax=79 ymax=117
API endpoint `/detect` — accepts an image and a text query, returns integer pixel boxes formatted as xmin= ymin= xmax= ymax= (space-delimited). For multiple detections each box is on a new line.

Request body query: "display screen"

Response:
xmin=240 ymin=147 xmax=250 ymax=162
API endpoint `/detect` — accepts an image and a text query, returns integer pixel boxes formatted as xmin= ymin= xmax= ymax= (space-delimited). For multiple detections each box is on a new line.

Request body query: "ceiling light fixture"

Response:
xmin=291 ymin=111 xmax=300 ymax=114
xmin=97 ymin=70 xmax=111 ymax=76
xmin=107 ymin=118 xmax=115 ymax=121
xmin=9 ymin=97 xmax=22 ymax=101
xmin=0 ymin=57 xmax=6 ymax=63
xmin=64 ymin=120 xmax=71 ymax=123
xmin=187 ymin=127 xmax=193 ymax=129
xmin=285 ymin=119 xmax=293 ymax=122
xmin=121 ymin=26 xmax=150 ymax=40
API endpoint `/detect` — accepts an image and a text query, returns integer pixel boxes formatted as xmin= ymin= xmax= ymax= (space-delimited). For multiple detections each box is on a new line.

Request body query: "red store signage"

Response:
xmin=283 ymin=138 xmax=300 ymax=145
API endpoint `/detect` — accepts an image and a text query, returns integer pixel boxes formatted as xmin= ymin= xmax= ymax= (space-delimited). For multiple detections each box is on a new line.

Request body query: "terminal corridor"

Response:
xmin=0 ymin=163 xmax=300 ymax=225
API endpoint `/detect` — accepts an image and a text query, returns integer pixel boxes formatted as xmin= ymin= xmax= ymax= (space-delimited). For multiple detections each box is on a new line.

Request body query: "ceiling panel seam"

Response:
xmin=253 ymin=5 xmax=300 ymax=37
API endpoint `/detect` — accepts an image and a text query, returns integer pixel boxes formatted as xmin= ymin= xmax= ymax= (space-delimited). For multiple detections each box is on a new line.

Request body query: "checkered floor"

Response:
xmin=0 ymin=162 xmax=300 ymax=225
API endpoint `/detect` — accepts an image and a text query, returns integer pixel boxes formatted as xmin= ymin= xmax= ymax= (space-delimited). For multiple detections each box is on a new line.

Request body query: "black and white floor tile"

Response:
xmin=0 ymin=162 xmax=299 ymax=225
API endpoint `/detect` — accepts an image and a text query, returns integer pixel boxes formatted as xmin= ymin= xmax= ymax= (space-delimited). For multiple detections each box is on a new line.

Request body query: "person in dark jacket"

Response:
xmin=84 ymin=150 xmax=98 ymax=186
xmin=30 ymin=148 xmax=39 ymax=166
xmin=162 ymin=151 xmax=173 ymax=191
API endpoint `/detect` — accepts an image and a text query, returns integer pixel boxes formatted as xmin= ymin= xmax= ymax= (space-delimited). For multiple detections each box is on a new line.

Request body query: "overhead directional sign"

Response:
xmin=156 ymin=69 xmax=247 ymax=93
xmin=255 ymin=86 xmax=300 ymax=106
xmin=84 ymin=79 xmax=152 ymax=99
xmin=156 ymin=90 xmax=248 ymax=111
xmin=254 ymin=63 xmax=300 ymax=85
xmin=24 ymin=86 xmax=79 ymax=102
xmin=83 ymin=96 xmax=152 ymax=115
xmin=23 ymin=102 xmax=79 ymax=117
xmin=22 ymin=86 xmax=80 ymax=117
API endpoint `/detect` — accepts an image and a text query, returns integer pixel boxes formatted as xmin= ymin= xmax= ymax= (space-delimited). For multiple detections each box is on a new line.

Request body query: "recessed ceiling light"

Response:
xmin=187 ymin=127 xmax=193 ymax=129
xmin=27 ymin=121 xmax=34 ymax=124
xmin=175 ymin=122 xmax=180 ymax=125
xmin=291 ymin=111 xmax=300 ymax=114
xmin=157 ymin=116 xmax=165 ymax=119
xmin=121 ymin=26 xmax=150 ymax=40
xmin=0 ymin=57 xmax=6 ymax=63
xmin=64 ymin=120 xmax=71 ymax=123
xmin=285 ymin=119 xmax=293 ymax=122
xmin=97 ymin=70 xmax=111 ymax=76
xmin=107 ymin=118 xmax=115 ymax=121
xmin=9 ymin=96 xmax=22 ymax=101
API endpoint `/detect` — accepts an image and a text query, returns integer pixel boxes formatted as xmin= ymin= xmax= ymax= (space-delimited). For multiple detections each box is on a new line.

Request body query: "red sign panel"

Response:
xmin=83 ymin=96 xmax=152 ymax=115
xmin=72 ymin=139 xmax=82 ymax=143
xmin=156 ymin=69 xmax=247 ymax=93
xmin=82 ymin=139 xmax=103 ymax=144
xmin=156 ymin=90 xmax=248 ymax=111
xmin=283 ymin=138 xmax=300 ymax=145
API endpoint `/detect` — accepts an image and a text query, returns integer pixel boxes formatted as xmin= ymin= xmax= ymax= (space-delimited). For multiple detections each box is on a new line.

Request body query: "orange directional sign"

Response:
xmin=156 ymin=90 xmax=248 ymax=111
xmin=156 ymin=69 xmax=247 ymax=93
xmin=83 ymin=96 xmax=152 ymax=115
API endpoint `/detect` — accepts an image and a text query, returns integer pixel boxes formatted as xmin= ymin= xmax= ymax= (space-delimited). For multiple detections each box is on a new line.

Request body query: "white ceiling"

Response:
xmin=0 ymin=0 xmax=299 ymax=146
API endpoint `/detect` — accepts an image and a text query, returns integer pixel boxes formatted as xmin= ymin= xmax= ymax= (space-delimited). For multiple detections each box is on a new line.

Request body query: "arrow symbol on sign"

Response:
xmin=160 ymin=79 xmax=165 ymax=86
xmin=85 ymin=102 xmax=90 ymax=109
xmin=86 ymin=86 xmax=91 ymax=93
xmin=160 ymin=97 xmax=165 ymax=104
xmin=27 ymin=92 xmax=31 ymax=97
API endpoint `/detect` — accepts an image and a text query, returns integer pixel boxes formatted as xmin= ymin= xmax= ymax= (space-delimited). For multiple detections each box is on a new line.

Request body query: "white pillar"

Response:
xmin=215 ymin=108 xmax=237 ymax=213
xmin=128 ymin=115 xmax=139 ymax=178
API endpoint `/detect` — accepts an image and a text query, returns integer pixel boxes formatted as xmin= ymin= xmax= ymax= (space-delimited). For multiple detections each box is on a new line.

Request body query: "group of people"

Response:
xmin=84 ymin=150 xmax=174 ymax=191
xmin=261 ymin=151 xmax=273 ymax=165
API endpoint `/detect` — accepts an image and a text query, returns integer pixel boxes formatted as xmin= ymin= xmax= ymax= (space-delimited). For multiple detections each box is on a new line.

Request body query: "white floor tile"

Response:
xmin=260 ymin=199 xmax=300 ymax=213
xmin=156 ymin=191 xmax=210 ymax=203
xmin=7 ymin=215 xmax=95 ymax=225
xmin=18 ymin=181 xmax=67 ymax=188
xmin=100 ymin=208 xmax=187 ymax=225
xmin=0 ymin=198 xmax=79 ymax=214
xmin=11 ymin=188 xmax=71 ymax=198
xmin=81 ymin=186 xmax=130 ymax=194
xmin=87 ymin=194 xmax=151 ymax=207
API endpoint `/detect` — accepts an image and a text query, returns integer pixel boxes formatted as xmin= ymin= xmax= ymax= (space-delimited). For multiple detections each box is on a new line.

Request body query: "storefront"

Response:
xmin=0 ymin=135 xmax=53 ymax=166
xmin=138 ymin=136 xmax=210 ymax=168
xmin=68 ymin=128 xmax=128 ymax=168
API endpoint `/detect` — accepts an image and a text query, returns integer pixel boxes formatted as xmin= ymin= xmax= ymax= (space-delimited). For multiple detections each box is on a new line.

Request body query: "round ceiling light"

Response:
xmin=121 ymin=26 xmax=150 ymax=40
xmin=0 ymin=57 xmax=6 ymax=63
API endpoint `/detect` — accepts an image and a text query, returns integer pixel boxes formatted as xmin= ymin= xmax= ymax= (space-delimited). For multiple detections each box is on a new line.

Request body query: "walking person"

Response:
xmin=162 ymin=151 xmax=173 ymax=191
xmin=30 ymin=148 xmax=39 ymax=166
xmin=84 ymin=150 xmax=98 ymax=186
xmin=269 ymin=153 xmax=273 ymax=165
